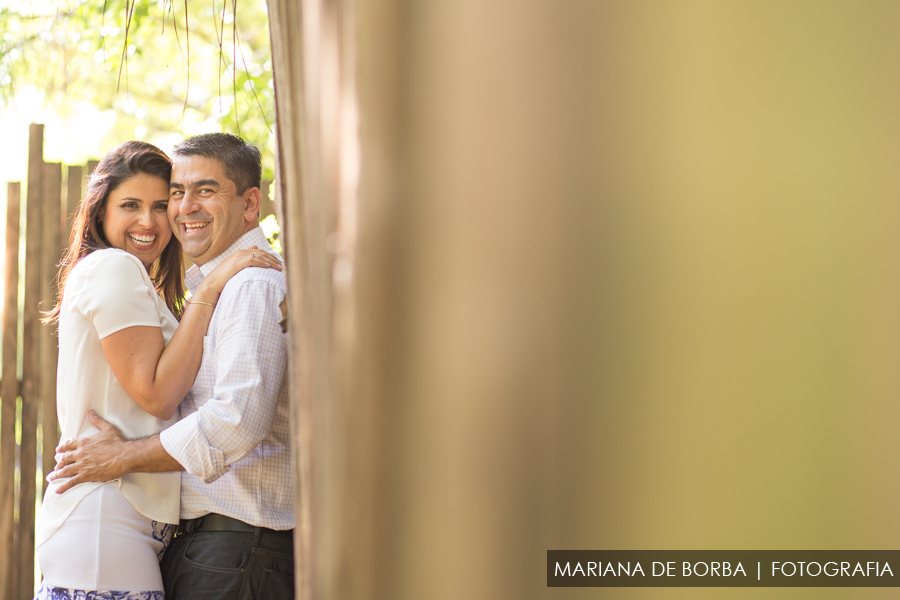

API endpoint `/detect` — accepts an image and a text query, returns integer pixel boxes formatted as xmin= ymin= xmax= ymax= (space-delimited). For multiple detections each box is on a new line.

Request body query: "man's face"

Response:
xmin=168 ymin=155 xmax=257 ymax=265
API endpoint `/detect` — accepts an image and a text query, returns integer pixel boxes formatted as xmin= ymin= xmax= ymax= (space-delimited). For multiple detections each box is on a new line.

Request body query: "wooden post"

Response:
xmin=0 ymin=183 xmax=20 ymax=600
xmin=268 ymin=1 xmax=321 ymax=597
xmin=19 ymin=123 xmax=43 ymax=600
xmin=40 ymin=163 xmax=62 ymax=496
xmin=64 ymin=165 xmax=82 ymax=251
xmin=272 ymin=147 xmax=285 ymax=229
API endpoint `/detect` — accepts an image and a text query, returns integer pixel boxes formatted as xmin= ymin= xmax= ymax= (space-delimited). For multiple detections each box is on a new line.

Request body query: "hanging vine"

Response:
xmin=0 ymin=0 xmax=275 ymax=177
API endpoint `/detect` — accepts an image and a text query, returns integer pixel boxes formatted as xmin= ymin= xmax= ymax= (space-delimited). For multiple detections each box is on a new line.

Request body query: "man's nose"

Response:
xmin=178 ymin=190 xmax=200 ymax=214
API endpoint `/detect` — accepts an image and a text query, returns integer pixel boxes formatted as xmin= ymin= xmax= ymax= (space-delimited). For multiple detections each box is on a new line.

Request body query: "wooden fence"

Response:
xmin=0 ymin=123 xmax=74 ymax=600
xmin=0 ymin=124 xmax=277 ymax=600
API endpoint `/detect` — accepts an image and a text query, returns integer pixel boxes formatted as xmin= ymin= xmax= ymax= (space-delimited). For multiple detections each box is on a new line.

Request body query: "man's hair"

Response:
xmin=173 ymin=133 xmax=262 ymax=194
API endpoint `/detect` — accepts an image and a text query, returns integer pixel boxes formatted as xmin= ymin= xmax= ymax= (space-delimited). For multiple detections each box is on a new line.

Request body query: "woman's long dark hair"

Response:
xmin=43 ymin=141 xmax=185 ymax=325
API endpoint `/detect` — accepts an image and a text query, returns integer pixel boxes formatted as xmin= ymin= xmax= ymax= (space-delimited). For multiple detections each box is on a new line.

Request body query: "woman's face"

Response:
xmin=102 ymin=173 xmax=173 ymax=270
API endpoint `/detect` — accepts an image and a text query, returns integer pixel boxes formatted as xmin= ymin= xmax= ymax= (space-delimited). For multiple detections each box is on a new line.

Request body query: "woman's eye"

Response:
xmin=153 ymin=203 xmax=168 ymax=211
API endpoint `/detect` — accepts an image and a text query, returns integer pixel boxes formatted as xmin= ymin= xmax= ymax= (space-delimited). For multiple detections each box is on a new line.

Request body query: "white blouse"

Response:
xmin=36 ymin=249 xmax=181 ymax=549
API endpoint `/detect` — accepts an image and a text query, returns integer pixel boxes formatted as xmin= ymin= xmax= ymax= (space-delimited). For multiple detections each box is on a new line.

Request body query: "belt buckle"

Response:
xmin=188 ymin=516 xmax=204 ymax=534
xmin=177 ymin=516 xmax=204 ymax=537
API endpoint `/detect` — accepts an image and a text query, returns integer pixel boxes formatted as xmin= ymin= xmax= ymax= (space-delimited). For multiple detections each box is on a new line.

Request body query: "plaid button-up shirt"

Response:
xmin=159 ymin=227 xmax=294 ymax=529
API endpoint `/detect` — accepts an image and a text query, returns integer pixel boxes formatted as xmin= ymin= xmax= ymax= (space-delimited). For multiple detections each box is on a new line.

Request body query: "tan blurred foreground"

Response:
xmin=252 ymin=1 xmax=900 ymax=598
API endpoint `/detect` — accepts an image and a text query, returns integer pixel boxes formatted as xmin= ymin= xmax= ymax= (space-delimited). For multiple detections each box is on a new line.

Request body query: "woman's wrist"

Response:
xmin=189 ymin=284 xmax=220 ymax=306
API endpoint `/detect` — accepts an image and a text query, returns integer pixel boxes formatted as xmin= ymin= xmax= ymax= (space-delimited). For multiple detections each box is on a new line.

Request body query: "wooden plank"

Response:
xmin=86 ymin=160 xmax=99 ymax=177
xmin=268 ymin=0 xmax=314 ymax=596
xmin=273 ymin=149 xmax=285 ymax=229
xmin=64 ymin=165 xmax=82 ymax=250
xmin=19 ymin=123 xmax=43 ymax=600
xmin=40 ymin=162 xmax=61 ymax=497
xmin=0 ymin=183 xmax=20 ymax=600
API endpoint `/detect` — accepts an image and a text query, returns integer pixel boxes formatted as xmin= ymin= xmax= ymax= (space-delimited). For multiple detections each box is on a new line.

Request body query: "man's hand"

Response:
xmin=48 ymin=410 xmax=130 ymax=493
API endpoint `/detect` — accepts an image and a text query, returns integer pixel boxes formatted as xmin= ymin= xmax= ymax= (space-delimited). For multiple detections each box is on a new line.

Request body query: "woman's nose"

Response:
xmin=137 ymin=209 xmax=154 ymax=228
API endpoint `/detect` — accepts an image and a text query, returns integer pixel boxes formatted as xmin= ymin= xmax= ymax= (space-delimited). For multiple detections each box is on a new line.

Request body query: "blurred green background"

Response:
xmin=0 ymin=0 xmax=274 ymax=180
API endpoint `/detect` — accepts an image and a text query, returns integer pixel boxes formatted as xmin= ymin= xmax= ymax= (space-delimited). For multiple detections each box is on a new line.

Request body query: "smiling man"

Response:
xmin=50 ymin=133 xmax=295 ymax=600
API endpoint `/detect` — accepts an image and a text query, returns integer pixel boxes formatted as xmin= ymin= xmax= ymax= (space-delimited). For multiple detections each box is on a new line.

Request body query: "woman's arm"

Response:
xmin=100 ymin=247 xmax=281 ymax=420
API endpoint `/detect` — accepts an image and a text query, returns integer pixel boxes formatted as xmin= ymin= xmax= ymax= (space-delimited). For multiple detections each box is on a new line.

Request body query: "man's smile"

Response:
xmin=182 ymin=222 xmax=211 ymax=234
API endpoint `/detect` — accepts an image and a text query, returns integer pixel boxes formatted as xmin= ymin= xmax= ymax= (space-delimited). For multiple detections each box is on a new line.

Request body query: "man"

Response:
xmin=50 ymin=133 xmax=294 ymax=599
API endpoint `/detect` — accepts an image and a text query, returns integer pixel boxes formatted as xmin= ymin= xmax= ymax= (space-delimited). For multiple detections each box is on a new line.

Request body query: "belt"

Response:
xmin=176 ymin=513 xmax=292 ymax=536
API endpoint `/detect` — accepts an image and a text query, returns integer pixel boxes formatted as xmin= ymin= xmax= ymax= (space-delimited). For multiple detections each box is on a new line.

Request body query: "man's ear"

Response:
xmin=243 ymin=187 xmax=262 ymax=222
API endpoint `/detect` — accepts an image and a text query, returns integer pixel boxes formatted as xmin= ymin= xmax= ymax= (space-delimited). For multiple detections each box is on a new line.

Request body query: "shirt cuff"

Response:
xmin=159 ymin=414 xmax=230 ymax=484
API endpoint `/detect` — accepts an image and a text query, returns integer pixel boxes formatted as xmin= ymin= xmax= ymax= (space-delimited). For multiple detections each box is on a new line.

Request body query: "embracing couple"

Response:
xmin=33 ymin=134 xmax=294 ymax=600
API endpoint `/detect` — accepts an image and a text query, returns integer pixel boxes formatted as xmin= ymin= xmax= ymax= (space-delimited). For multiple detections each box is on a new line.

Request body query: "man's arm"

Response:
xmin=48 ymin=410 xmax=183 ymax=494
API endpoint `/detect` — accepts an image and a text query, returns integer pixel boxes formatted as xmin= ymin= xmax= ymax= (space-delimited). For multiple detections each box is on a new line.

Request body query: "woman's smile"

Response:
xmin=102 ymin=173 xmax=173 ymax=269
xmin=127 ymin=232 xmax=158 ymax=248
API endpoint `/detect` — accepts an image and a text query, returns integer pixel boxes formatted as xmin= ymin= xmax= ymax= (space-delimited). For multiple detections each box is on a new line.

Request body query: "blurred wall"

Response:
xmin=276 ymin=1 xmax=900 ymax=598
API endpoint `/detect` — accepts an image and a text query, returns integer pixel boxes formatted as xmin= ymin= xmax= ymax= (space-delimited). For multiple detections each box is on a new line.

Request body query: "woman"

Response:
xmin=33 ymin=141 xmax=281 ymax=599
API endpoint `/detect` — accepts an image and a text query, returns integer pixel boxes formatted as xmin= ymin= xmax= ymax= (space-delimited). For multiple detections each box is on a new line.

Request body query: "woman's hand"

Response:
xmin=192 ymin=246 xmax=283 ymax=304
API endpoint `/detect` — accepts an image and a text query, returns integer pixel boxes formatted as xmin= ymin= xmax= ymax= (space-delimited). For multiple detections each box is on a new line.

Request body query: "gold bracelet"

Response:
xmin=186 ymin=300 xmax=216 ymax=307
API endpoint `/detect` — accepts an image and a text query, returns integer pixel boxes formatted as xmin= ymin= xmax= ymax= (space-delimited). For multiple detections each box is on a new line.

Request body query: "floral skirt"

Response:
xmin=34 ymin=582 xmax=164 ymax=599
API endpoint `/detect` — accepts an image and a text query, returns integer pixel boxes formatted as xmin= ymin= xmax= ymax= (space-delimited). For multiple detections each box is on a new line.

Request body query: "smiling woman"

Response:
xmin=44 ymin=143 xmax=186 ymax=323
xmin=101 ymin=173 xmax=173 ymax=270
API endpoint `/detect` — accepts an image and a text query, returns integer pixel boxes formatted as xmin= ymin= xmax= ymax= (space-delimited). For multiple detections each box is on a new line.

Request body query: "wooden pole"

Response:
xmin=39 ymin=163 xmax=61 ymax=497
xmin=19 ymin=123 xmax=43 ymax=600
xmin=268 ymin=0 xmax=319 ymax=596
xmin=64 ymin=165 xmax=82 ymax=251
xmin=268 ymin=0 xmax=329 ymax=598
xmin=0 ymin=183 xmax=20 ymax=600
xmin=269 ymin=1 xmax=365 ymax=598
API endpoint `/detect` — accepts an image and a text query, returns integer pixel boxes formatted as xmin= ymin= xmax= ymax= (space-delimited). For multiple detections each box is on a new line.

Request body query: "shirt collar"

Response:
xmin=184 ymin=226 xmax=273 ymax=293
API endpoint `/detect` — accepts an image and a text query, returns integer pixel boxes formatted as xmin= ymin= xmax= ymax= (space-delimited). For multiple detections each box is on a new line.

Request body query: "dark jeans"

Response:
xmin=160 ymin=528 xmax=294 ymax=600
